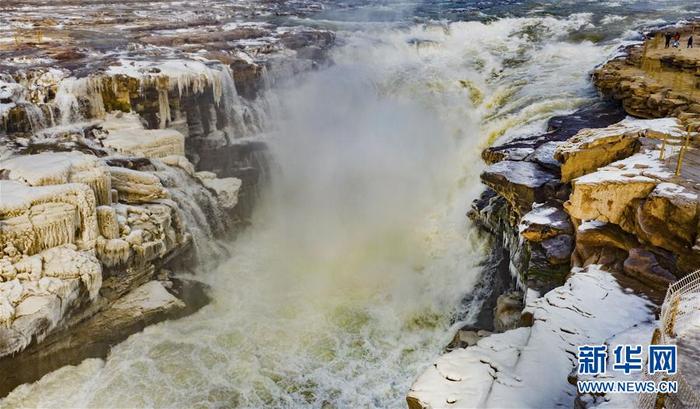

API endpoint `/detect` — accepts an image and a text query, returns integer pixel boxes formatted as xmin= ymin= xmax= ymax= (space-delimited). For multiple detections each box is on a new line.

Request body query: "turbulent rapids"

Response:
xmin=2 ymin=1 xmax=699 ymax=408
xmin=3 ymin=15 xmax=610 ymax=408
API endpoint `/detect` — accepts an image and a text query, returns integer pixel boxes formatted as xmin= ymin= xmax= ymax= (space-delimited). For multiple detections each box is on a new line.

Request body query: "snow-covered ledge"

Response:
xmin=407 ymin=265 xmax=654 ymax=409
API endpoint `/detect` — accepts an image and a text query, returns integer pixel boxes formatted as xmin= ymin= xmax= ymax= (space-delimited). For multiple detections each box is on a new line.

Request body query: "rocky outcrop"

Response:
xmin=408 ymin=266 xmax=654 ymax=409
xmin=481 ymin=160 xmax=559 ymax=215
xmin=593 ymin=24 xmax=700 ymax=119
xmin=409 ymin=18 xmax=700 ymax=409
xmin=0 ymin=125 xmax=242 ymax=392
xmin=566 ymin=147 xmax=700 ymax=273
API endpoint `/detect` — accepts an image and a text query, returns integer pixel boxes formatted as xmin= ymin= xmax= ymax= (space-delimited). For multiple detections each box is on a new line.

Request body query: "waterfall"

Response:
xmin=151 ymin=161 xmax=229 ymax=262
xmin=4 ymin=12 xmax=624 ymax=409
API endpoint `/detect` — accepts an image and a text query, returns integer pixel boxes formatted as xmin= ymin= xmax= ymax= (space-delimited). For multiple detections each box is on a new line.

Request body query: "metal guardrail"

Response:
xmin=657 ymin=126 xmax=696 ymax=176
xmin=638 ymin=270 xmax=700 ymax=409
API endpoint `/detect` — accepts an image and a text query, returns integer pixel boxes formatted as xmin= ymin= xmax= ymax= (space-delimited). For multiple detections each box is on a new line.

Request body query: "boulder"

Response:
xmin=196 ymin=174 xmax=242 ymax=210
xmin=635 ymin=183 xmax=699 ymax=253
xmin=541 ymin=235 xmax=574 ymax=265
xmin=565 ymin=152 xmax=666 ymax=233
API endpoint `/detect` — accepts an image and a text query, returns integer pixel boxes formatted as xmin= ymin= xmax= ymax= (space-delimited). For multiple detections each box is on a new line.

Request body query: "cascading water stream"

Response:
xmin=4 ymin=14 xmax=616 ymax=409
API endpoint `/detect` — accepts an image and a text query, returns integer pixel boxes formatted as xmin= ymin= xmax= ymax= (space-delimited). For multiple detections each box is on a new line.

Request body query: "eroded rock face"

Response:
xmin=566 ymin=149 xmax=700 ymax=272
xmin=593 ymin=26 xmax=700 ymax=119
xmin=493 ymin=292 xmax=523 ymax=333
xmin=635 ymin=182 xmax=699 ymax=252
xmin=0 ymin=127 xmax=243 ymax=361
xmin=554 ymin=125 xmax=642 ymax=183
xmin=623 ymin=248 xmax=676 ymax=289
xmin=481 ymin=160 xmax=559 ymax=215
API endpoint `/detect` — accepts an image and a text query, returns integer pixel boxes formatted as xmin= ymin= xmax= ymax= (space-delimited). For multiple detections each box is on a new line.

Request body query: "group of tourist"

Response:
xmin=665 ymin=31 xmax=694 ymax=48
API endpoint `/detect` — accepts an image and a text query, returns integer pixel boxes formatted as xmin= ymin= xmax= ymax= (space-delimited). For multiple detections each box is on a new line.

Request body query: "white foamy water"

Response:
xmin=4 ymin=15 xmax=613 ymax=409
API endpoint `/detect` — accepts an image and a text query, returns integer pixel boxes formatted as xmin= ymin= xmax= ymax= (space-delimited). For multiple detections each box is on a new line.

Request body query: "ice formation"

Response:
xmin=1 ymin=152 xmax=112 ymax=205
xmin=0 ymin=122 xmax=241 ymax=357
xmin=101 ymin=113 xmax=185 ymax=159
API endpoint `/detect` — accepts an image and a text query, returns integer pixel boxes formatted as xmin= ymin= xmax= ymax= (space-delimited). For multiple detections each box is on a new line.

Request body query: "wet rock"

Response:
xmin=573 ymin=221 xmax=639 ymax=270
xmin=493 ymin=291 xmax=524 ymax=333
xmin=481 ymin=101 xmax=626 ymax=165
xmin=281 ymin=29 xmax=335 ymax=51
xmin=519 ymin=204 xmax=573 ymax=242
xmin=481 ymin=160 xmax=558 ymax=215
xmin=541 ymin=234 xmax=574 ymax=265
xmin=623 ymin=248 xmax=676 ymax=290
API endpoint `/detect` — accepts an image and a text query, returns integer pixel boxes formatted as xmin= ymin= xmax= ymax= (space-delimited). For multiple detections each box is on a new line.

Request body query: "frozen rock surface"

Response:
xmin=407 ymin=266 xmax=654 ymax=409
xmin=101 ymin=114 xmax=185 ymax=159
xmin=0 ymin=121 xmax=242 ymax=361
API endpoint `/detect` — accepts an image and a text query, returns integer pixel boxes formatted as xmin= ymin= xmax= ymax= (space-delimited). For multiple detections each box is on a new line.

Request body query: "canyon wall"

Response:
xmin=0 ymin=3 xmax=334 ymax=395
xmin=409 ymin=24 xmax=700 ymax=408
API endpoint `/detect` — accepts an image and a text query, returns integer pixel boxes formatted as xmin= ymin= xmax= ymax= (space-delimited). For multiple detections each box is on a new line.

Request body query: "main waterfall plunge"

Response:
xmin=5 ymin=16 xmax=612 ymax=408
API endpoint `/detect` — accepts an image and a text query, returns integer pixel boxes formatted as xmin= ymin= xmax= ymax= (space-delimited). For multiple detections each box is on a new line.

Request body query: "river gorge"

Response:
xmin=1 ymin=1 xmax=700 ymax=408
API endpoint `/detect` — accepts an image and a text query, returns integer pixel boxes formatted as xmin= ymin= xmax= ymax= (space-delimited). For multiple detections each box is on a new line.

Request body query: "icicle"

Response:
xmin=158 ymin=88 xmax=171 ymax=129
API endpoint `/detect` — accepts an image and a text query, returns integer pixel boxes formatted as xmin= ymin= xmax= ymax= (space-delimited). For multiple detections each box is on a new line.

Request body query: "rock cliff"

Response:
xmin=0 ymin=0 xmax=335 ymax=396
xmin=410 ymin=24 xmax=700 ymax=408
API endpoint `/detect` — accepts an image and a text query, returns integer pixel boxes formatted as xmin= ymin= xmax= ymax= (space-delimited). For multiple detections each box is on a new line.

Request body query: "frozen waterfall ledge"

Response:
xmin=0 ymin=123 xmax=242 ymax=395
xmin=407 ymin=265 xmax=655 ymax=409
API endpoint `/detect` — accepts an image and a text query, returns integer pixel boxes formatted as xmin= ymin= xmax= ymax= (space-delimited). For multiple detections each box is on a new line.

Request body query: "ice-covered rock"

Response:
xmin=196 ymin=172 xmax=242 ymax=210
xmin=108 ymin=166 xmax=169 ymax=204
xmin=101 ymin=113 xmax=185 ymax=159
xmin=1 ymin=152 xmax=112 ymax=205
xmin=407 ymin=265 xmax=654 ymax=409
xmin=0 ymin=181 xmax=97 ymax=254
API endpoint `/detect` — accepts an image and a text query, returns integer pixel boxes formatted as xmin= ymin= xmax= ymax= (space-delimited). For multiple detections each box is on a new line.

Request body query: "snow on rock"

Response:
xmin=407 ymin=265 xmax=654 ymax=409
xmin=618 ymin=116 xmax=685 ymax=138
xmin=581 ymin=320 xmax=658 ymax=408
xmin=196 ymin=171 xmax=242 ymax=210
xmin=0 ymin=181 xmax=98 ymax=254
xmin=108 ymin=166 xmax=169 ymax=204
xmin=519 ymin=203 xmax=573 ymax=242
xmin=565 ymin=151 xmax=671 ymax=231
xmin=101 ymin=113 xmax=186 ymax=159
xmin=555 ymin=117 xmax=683 ymax=183
xmin=1 ymin=151 xmax=112 ymax=205
xmin=112 ymin=280 xmax=184 ymax=314
xmin=481 ymin=160 xmax=557 ymax=214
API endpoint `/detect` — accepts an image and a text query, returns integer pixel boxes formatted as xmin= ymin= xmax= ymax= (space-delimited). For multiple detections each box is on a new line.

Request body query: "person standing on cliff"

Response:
xmin=665 ymin=32 xmax=672 ymax=48
xmin=688 ymin=35 xmax=694 ymax=48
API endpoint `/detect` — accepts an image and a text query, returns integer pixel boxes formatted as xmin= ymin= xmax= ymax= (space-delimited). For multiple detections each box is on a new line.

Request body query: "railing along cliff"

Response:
xmin=638 ymin=270 xmax=700 ymax=409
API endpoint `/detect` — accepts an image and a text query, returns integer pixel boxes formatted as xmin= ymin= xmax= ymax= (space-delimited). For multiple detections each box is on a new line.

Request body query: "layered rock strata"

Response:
xmin=410 ymin=28 xmax=700 ymax=405
xmin=0 ymin=3 xmax=337 ymax=393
